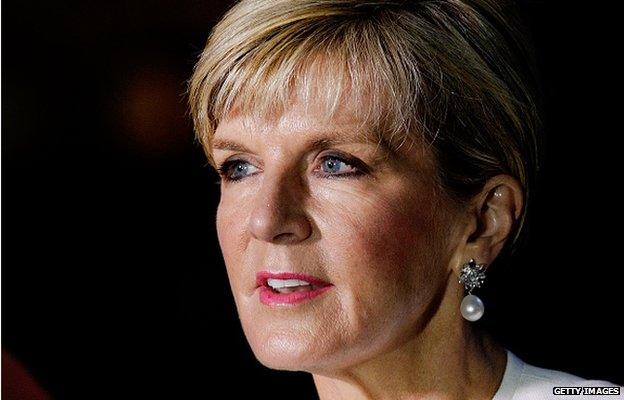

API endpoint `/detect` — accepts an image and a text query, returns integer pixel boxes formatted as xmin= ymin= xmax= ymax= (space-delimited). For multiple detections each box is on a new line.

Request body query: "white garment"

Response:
xmin=492 ymin=349 xmax=623 ymax=400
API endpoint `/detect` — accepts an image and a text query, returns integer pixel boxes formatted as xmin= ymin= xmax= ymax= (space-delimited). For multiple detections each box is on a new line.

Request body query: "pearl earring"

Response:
xmin=459 ymin=259 xmax=486 ymax=321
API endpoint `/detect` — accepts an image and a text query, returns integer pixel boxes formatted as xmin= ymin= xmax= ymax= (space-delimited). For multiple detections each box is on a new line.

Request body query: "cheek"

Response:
xmin=215 ymin=195 xmax=249 ymax=291
xmin=321 ymin=180 xmax=441 ymax=283
xmin=315 ymin=181 xmax=448 ymax=340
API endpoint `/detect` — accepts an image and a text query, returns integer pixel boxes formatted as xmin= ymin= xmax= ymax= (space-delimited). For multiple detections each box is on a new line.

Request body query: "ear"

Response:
xmin=456 ymin=174 xmax=524 ymax=267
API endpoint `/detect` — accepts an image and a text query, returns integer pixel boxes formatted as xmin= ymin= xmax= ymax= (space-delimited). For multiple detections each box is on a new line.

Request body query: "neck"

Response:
xmin=312 ymin=289 xmax=507 ymax=400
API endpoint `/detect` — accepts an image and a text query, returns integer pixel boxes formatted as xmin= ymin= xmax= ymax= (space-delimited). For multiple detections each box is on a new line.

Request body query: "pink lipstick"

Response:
xmin=256 ymin=271 xmax=333 ymax=306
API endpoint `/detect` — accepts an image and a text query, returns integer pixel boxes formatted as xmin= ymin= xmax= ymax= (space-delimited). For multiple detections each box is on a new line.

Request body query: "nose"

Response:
xmin=248 ymin=171 xmax=312 ymax=244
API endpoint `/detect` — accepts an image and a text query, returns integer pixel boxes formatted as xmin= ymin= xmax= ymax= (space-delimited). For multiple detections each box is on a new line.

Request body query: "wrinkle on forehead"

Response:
xmin=216 ymin=99 xmax=404 ymax=163
xmin=213 ymin=105 xmax=434 ymax=176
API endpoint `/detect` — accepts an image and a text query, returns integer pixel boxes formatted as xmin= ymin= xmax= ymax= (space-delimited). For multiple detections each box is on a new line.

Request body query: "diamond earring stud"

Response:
xmin=458 ymin=259 xmax=486 ymax=321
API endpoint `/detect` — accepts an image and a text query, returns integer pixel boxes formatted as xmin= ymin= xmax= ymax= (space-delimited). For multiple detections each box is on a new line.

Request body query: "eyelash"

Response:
xmin=216 ymin=154 xmax=367 ymax=183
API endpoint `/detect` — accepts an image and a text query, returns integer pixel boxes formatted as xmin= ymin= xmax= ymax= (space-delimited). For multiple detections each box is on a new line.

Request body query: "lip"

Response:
xmin=256 ymin=271 xmax=333 ymax=306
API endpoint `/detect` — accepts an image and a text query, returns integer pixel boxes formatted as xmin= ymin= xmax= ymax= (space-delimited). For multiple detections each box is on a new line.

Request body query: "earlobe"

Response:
xmin=463 ymin=175 xmax=524 ymax=264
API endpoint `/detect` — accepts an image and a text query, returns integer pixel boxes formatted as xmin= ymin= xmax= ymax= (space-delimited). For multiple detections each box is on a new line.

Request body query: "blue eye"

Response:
xmin=320 ymin=156 xmax=357 ymax=175
xmin=217 ymin=154 xmax=365 ymax=183
xmin=217 ymin=159 xmax=259 ymax=182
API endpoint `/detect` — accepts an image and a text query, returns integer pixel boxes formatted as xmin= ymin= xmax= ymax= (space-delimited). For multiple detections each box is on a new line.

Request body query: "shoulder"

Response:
xmin=493 ymin=350 xmax=623 ymax=400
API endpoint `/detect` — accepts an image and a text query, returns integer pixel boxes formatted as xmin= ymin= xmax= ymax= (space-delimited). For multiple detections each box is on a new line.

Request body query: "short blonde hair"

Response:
xmin=188 ymin=0 xmax=540 ymax=247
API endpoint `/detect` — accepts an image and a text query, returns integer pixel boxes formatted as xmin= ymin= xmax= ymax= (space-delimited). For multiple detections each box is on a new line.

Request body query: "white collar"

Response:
xmin=491 ymin=349 xmax=524 ymax=400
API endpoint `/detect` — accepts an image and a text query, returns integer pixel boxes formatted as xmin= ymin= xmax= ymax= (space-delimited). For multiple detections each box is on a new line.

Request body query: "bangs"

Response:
xmin=190 ymin=14 xmax=422 ymax=164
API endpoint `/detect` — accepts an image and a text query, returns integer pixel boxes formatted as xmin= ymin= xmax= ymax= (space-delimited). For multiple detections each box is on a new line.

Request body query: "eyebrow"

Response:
xmin=212 ymin=133 xmax=392 ymax=155
xmin=212 ymin=139 xmax=252 ymax=153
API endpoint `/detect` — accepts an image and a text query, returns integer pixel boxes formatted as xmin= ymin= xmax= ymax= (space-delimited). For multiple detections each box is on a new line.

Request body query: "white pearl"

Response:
xmin=461 ymin=294 xmax=484 ymax=321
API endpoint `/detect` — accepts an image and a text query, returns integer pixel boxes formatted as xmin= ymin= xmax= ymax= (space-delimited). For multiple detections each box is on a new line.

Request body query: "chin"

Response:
xmin=247 ymin=331 xmax=316 ymax=371
xmin=244 ymin=325 xmax=340 ymax=372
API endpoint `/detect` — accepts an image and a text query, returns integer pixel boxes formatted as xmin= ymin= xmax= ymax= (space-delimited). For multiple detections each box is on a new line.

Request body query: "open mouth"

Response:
xmin=256 ymin=271 xmax=333 ymax=306
xmin=266 ymin=278 xmax=322 ymax=293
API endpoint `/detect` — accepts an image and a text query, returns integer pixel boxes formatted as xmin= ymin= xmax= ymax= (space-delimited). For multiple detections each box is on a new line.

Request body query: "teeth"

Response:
xmin=267 ymin=278 xmax=311 ymax=289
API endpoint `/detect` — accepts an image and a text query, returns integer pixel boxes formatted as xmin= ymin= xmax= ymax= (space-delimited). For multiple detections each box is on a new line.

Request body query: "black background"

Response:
xmin=2 ymin=1 xmax=623 ymax=398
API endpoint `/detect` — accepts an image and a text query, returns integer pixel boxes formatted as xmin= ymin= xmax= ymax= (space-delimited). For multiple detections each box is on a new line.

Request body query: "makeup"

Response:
xmin=256 ymin=271 xmax=333 ymax=306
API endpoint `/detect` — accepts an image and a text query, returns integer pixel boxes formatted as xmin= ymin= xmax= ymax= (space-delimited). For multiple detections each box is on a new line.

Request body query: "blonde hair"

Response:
xmin=188 ymin=0 xmax=540 ymax=247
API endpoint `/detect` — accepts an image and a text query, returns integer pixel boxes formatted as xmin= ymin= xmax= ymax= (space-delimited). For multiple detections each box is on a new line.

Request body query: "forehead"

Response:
xmin=211 ymin=96 xmax=409 ymax=165
xmin=210 ymin=104 xmax=438 ymax=181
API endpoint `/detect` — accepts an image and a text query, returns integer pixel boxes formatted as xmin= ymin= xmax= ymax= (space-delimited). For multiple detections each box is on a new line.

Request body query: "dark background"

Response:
xmin=2 ymin=1 xmax=623 ymax=398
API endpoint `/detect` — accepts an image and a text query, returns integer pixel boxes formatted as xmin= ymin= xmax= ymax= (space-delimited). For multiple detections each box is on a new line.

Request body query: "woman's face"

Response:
xmin=212 ymin=100 xmax=461 ymax=373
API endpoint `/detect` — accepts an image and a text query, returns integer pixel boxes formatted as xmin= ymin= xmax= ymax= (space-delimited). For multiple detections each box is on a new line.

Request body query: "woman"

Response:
xmin=188 ymin=1 xmax=622 ymax=399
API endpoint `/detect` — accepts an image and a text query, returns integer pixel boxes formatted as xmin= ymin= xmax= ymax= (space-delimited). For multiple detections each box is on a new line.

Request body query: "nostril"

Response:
xmin=272 ymin=231 xmax=298 ymax=244
xmin=249 ymin=208 xmax=312 ymax=243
